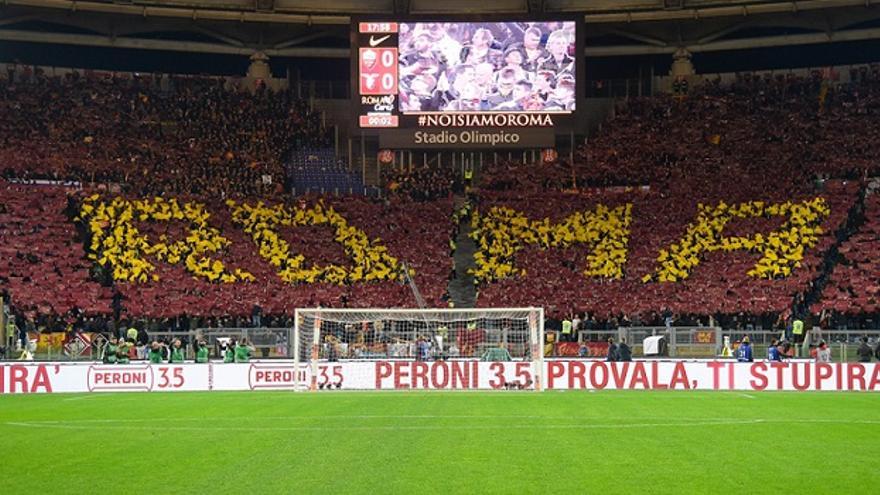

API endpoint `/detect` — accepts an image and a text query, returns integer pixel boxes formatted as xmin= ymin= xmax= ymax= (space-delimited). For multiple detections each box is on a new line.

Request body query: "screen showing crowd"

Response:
xmin=398 ymin=21 xmax=577 ymax=113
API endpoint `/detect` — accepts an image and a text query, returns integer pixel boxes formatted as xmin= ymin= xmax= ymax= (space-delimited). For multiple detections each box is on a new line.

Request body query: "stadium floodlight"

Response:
xmin=293 ymin=308 xmax=544 ymax=391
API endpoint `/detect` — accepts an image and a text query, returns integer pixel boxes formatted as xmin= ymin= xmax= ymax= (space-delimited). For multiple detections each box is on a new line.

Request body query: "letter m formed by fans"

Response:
xmin=469 ymin=204 xmax=633 ymax=283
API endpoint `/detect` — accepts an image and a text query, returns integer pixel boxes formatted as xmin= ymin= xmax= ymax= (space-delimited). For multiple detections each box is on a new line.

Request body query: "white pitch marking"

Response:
xmin=62 ymin=395 xmax=102 ymax=401
xmin=6 ymin=417 xmax=879 ymax=432
xmin=0 ymin=415 xmax=769 ymax=424
xmin=739 ymin=394 xmax=756 ymax=399
xmin=3 ymin=419 xmax=767 ymax=432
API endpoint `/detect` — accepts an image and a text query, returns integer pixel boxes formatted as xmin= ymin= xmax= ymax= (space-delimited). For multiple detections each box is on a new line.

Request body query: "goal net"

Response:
xmin=293 ymin=308 xmax=544 ymax=391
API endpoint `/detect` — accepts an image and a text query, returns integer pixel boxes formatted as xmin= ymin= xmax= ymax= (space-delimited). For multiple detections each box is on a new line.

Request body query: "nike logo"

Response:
xmin=369 ymin=35 xmax=391 ymax=47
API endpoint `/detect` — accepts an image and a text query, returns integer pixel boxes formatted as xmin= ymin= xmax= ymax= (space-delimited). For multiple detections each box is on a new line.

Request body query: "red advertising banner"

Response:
xmin=2 ymin=361 xmax=880 ymax=394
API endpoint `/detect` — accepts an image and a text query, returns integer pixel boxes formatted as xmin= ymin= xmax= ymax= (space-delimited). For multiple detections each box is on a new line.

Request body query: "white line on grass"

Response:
xmin=739 ymin=394 xmax=756 ymax=399
xmin=3 ymin=419 xmax=765 ymax=432
xmin=62 ymin=395 xmax=104 ymax=401
xmin=5 ymin=418 xmax=879 ymax=433
xmin=0 ymin=415 xmax=774 ymax=424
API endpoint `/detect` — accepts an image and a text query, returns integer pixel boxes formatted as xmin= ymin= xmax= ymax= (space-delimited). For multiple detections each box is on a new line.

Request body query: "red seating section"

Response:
xmin=108 ymin=196 xmax=454 ymax=318
xmin=0 ymin=181 xmax=109 ymax=315
xmin=474 ymin=182 xmax=857 ymax=319
xmin=2 ymin=69 xmax=879 ymax=325
xmin=815 ymin=193 xmax=880 ymax=315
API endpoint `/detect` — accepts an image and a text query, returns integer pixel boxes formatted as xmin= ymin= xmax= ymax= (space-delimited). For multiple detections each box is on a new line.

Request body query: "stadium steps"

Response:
xmin=364 ymin=156 xmax=381 ymax=187
xmin=447 ymin=197 xmax=478 ymax=308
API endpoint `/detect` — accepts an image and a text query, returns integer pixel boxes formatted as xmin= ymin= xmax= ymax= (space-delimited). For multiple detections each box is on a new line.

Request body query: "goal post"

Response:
xmin=293 ymin=308 xmax=544 ymax=391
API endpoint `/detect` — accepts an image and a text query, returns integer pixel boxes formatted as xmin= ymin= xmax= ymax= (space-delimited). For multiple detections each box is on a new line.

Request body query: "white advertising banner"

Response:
xmin=2 ymin=360 xmax=879 ymax=394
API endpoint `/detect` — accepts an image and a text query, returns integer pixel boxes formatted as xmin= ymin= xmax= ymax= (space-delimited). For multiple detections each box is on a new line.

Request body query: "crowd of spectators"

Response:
xmin=815 ymin=188 xmax=880 ymax=327
xmin=2 ymin=64 xmax=880 ymax=344
xmin=471 ymin=181 xmax=857 ymax=323
xmin=480 ymin=67 xmax=880 ymax=194
xmin=77 ymin=193 xmax=454 ymax=319
xmin=384 ymin=165 xmax=458 ymax=201
xmin=0 ymin=181 xmax=109 ymax=320
xmin=0 ymin=68 xmax=456 ymax=337
xmin=1 ymin=184 xmax=455 ymax=335
xmin=473 ymin=68 xmax=880 ymax=327
xmin=0 ymin=69 xmax=328 ymax=199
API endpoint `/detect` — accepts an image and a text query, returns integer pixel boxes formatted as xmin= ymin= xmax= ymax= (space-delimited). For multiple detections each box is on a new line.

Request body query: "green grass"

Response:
xmin=1 ymin=391 xmax=879 ymax=494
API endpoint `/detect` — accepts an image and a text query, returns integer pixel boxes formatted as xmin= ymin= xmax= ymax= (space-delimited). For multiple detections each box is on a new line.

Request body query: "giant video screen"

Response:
xmin=352 ymin=18 xmax=581 ymax=148
xmin=397 ymin=21 xmax=576 ymax=113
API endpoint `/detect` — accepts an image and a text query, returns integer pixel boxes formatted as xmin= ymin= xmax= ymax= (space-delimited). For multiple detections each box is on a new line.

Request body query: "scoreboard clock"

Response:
xmin=355 ymin=22 xmax=401 ymax=128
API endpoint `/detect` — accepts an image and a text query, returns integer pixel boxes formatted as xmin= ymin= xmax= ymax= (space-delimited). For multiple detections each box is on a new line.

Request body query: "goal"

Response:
xmin=293 ymin=308 xmax=544 ymax=391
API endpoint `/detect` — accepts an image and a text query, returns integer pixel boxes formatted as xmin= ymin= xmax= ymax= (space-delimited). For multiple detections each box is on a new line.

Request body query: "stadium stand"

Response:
xmin=483 ymin=71 xmax=880 ymax=192
xmin=78 ymin=194 xmax=454 ymax=320
xmin=472 ymin=182 xmax=857 ymax=323
xmin=0 ymin=72 xmax=325 ymax=198
xmin=0 ymin=65 xmax=878 ymax=333
xmin=0 ymin=180 xmax=110 ymax=317
xmin=473 ymin=71 xmax=880 ymax=327
xmin=815 ymin=191 xmax=880 ymax=326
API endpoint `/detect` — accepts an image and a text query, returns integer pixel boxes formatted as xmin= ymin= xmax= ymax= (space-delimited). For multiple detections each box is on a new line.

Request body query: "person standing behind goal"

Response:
xmin=617 ymin=337 xmax=632 ymax=362
xmin=481 ymin=342 xmax=512 ymax=362
xmin=816 ymin=341 xmax=832 ymax=363
xmin=736 ymin=336 xmax=753 ymax=362
xmin=606 ymin=337 xmax=619 ymax=362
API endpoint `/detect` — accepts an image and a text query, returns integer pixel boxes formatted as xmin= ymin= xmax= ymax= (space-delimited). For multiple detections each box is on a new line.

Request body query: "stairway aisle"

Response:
xmin=447 ymin=196 xmax=478 ymax=308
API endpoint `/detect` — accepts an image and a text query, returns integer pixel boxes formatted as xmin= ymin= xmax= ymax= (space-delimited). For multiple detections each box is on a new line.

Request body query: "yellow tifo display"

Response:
xmin=468 ymin=198 xmax=829 ymax=284
xmin=79 ymin=195 xmax=252 ymax=284
xmin=78 ymin=195 xmax=830 ymax=286
xmin=79 ymin=196 xmax=405 ymax=286
xmin=469 ymin=203 xmax=633 ymax=282
xmin=648 ymin=198 xmax=829 ymax=282
xmin=227 ymin=200 xmax=404 ymax=284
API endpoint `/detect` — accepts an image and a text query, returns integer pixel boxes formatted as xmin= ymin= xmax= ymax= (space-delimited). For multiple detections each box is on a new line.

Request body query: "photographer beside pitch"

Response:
xmin=116 ymin=339 xmax=132 ymax=364
xmin=222 ymin=337 xmax=237 ymax=363
xmin=102 ymin=335 xmax=119 ymax=364
xmin=234 ymin=337 xmax=255 ymax=363
xmin=148 ymin=341 xmax=167 ymax=363
xmin=194 ymin=337 xmax=210 ymax=363
xmin=142 ymin=337 xmax=210 ymax=363
xmin=169 ymin=339 xmax=185 ymax=363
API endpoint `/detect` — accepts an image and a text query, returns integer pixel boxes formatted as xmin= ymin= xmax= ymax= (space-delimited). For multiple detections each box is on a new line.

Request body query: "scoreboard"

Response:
xmin=355 ymin=22 xmax=401 ymax=129
xmin=351 ymin=18 xmax=583 ymax=148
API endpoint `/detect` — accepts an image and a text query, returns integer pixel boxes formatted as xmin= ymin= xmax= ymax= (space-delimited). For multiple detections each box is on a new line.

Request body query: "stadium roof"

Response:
xmin=1 ymin=0 xmax=879 ymax=58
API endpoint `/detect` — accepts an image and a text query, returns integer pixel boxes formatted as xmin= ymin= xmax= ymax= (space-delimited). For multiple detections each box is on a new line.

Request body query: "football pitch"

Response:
xmin=1 ymin=391 xmax=878 ymax=494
